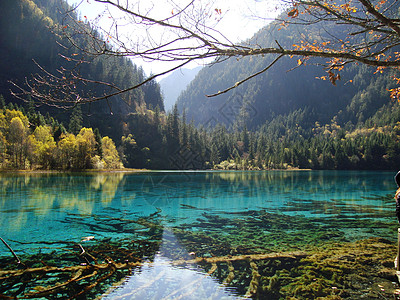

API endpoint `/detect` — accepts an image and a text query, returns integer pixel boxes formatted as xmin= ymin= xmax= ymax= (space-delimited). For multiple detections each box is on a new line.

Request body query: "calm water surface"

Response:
xmin=0 ymin=170 xmax=397 ymax=298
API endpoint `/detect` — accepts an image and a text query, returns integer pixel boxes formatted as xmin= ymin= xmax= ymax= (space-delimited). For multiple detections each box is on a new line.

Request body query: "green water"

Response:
xmin=0 ymin=170 xmax=397 ymax=298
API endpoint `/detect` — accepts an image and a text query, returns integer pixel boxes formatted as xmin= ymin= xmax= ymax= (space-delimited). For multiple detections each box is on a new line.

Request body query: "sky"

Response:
xmin=66 ymin=0 xmax=283 ymax=77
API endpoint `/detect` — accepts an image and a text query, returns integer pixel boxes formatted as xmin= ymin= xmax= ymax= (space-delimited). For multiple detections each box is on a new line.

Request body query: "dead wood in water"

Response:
xmin=0 ymin=247 xmax=307 ymax=299
xmin=0 ymin=238 xmax=25 ymax=268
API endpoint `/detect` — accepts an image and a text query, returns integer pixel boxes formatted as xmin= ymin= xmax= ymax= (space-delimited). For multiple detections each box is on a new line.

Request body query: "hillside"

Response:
xmin=1 ymin=0 xmax=400 ymax=171
xmin=0 ymin=0 xmax=172 ymax=170
xmin=176 ymin=20 xmax=396 ymax=130
xmin=0 ymin=0 xmax=164 ymax=122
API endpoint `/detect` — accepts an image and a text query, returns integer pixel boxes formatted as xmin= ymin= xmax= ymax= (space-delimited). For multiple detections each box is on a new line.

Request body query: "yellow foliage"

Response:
xmin=0 ymin=112 xmax=8 ymax=134
xmin=102 ymin=136 xmax=123 ymax=169
xmin=33 ymin=125 xmax=55 ymax=144
xmin=0 ymin=107 xmax=123 ymax=170
xmin=7 ymin=117 xmax=30 ymax=169
xmin=76 ymin=128 xmax=97 ymax=169
xmin=4 ymin=110 xmax=29 ymax=128
xmin=31 ymin=126 xmax=56 ymax=169
xmin=58 ymin=133 xmax=77 ymax=151
xmin=8 ymin=117 xmax=28 ymax=143
xmin=0 ymin=131 xmax=7 ymax=164
xmin=77 ymin=128 xmax=96 ymax=148
xmin=323 ymin=129 xmax=331 ymax=136
xmin=58 ymin=133 xmax=78 ymax=169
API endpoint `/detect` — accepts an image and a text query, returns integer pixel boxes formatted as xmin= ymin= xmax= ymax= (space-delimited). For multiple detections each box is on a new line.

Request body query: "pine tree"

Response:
xmin=69 ymin=105 xmax=83 ymax=135
xmin=180 ymin=109 xmax=188 ymax=147
xmin=94 ymin=128 xmax=103 ymax=159
xmin=171 ymin=104 xmax=179 ymax=140
xmin=0 ymin=95 xmax=6 ymax=109
xmin=242 ymin=125 xmax=249 ymax=153
xmin=209 ymin=142 xmax=220 ymax=167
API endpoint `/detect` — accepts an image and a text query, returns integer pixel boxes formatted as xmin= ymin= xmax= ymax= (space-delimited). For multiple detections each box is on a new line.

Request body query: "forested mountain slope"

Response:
xmin=176 ymin=19 xmax=397 ymax=130
xmin=1 ymin=0 xmax=400 ymax=171
xmin=0 ymin=0 xmax=172 ymax=170
xmin=0 ymin=0 xmax=164 ymax=120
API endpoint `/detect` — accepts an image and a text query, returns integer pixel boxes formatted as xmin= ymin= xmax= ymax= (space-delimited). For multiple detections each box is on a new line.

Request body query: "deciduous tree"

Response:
xmin=102 ymin=136 xmax=123 ymax=169
xmin=76 ymin=127 xmax=97 ymax=169
xmin=31 ymin=125 xmax=56 ymax=169
xmin=57 ymin=133 xmax=78 ymax=169
xmin=8 ymin=117 xmax=30 ymax=168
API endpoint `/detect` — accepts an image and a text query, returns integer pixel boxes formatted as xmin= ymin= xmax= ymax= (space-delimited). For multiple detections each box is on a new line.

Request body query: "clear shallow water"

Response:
xmin=0 ymin=170 xmax=397 ymax=298
xmin=103 ymin=229 xmax=243 ymax=300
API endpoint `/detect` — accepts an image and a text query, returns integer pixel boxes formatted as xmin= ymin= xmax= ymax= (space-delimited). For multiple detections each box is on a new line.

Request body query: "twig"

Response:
xmin=0 ymin=237 xmax=25 ymax=268
xmin=77 ymin=244 xmax=95 ymax=265
xmin=206 ymin=54 xmax=284 ymax=97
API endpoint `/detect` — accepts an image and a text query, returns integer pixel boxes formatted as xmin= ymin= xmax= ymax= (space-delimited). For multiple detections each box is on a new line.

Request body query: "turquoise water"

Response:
xmin=0 ymin=170 xmax=397 ymax=298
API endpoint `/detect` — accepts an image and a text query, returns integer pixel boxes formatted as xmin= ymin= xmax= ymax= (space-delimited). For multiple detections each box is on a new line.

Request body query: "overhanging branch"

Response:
xmin=206 ymin=54 xmax=284 ymax=97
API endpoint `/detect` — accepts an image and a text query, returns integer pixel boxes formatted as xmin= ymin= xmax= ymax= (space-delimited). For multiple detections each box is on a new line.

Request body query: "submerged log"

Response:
xmin=0 ymin=261 xmax=142 ymax=278
xmin=245 ymin=261 xmax=260 ymax=298
xmin=170 ymin=251 xmax=307 ymax=266
xmin=24 ymin=269 xmax=83 ymax=298
xmin=0 ymin=251 xmax=307 ymax=278
xmin=223 ymin=261 xmax=235 ymax=285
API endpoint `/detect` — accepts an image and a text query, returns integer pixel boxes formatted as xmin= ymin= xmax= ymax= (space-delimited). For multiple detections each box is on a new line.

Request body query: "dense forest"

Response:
xmin=1 ymin=0 xmax=400 ymax=171
xmin=172 ymin=12 xmax=400 ymax=170
xmin=176 ymin=21 xmax=397 ymax=129
xmin=0 ymin=0 xmax=163 ymax=131
xmin=0 ymin=96 xmax=122 ymax=169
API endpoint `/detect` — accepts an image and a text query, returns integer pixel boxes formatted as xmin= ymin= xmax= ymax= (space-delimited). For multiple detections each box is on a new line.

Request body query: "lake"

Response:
xmin=0 ymin=170 xmax=398 ymax=299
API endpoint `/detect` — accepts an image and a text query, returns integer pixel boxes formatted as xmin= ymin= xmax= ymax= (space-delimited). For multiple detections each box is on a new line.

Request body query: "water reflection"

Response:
xmin=0 ymin=172 xmax=127 ymax=252
xmin=0 ymin=171 xmax=395 ymax=257
xmin=104 ymin=228 xmax=243 ymax=300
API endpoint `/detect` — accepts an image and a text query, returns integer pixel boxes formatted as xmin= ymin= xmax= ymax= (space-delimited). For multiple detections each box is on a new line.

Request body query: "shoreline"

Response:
xmin=0 ymin=168 xmax=395 ymax=175
xmin=0 ymin=168 xmax=149 ymax=174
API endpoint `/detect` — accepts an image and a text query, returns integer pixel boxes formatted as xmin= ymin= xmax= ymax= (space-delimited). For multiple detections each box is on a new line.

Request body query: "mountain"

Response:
xmin=0 ymin=0 xmax=208 ymax=170
xmin=2 ymin=0 xmax=400 ymax=171
xmin=159 ymin=66 xmax=202 ymax=111
xmin=176 ymin=19 xmax=396 ymax=130
xmin=0 ymin=0 xmax=164 ymax=121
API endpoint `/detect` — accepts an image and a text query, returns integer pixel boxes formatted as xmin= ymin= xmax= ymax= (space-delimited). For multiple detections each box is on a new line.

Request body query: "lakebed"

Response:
xmin=0 ymin=170 xmax=399 ymax=299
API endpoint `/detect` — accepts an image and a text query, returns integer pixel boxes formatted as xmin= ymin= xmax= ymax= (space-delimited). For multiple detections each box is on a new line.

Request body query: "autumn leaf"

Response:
xmin=288 ymin=8 xmax=298 ymax=18
xmin=328 ymin=70 xmax=340 ymax=86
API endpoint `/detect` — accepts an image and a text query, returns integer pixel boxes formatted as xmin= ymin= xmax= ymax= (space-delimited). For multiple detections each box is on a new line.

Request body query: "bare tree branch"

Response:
xmin=11 ymin=0 xmax=400 ymax=107
xmin=206 ymin=54 xmax=284 ymax=97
